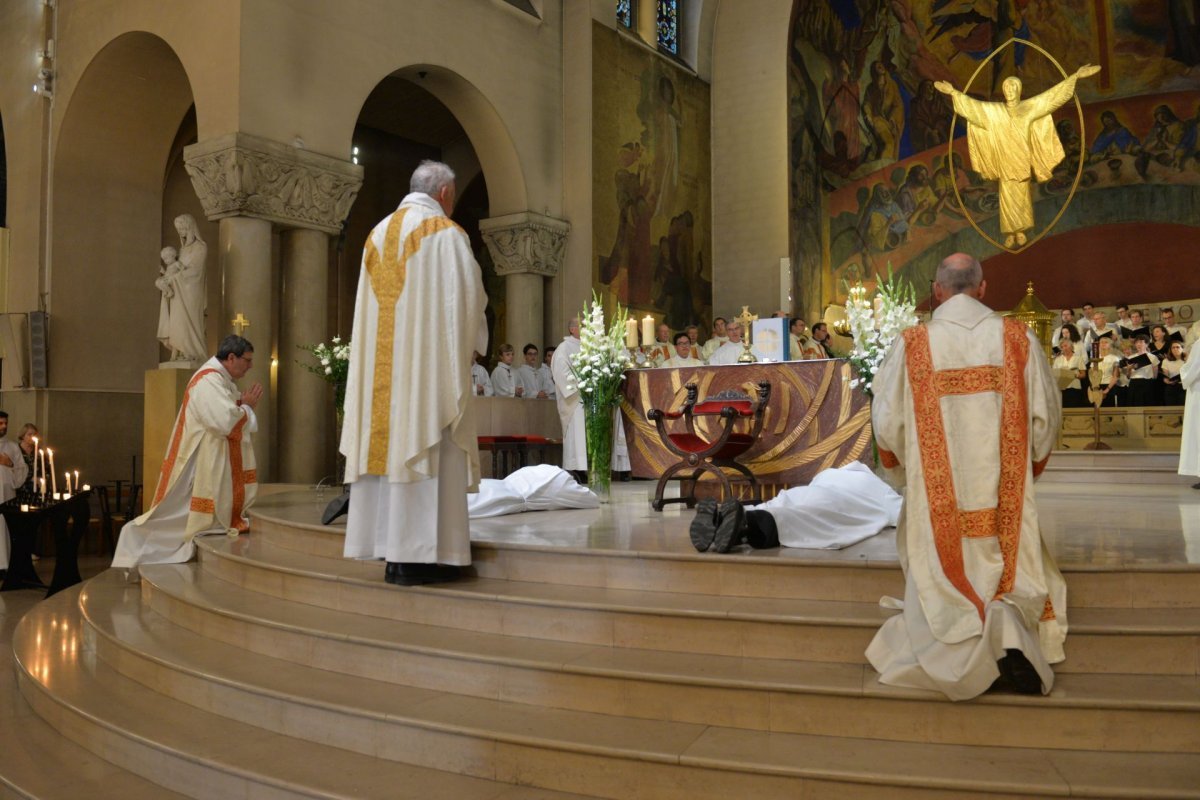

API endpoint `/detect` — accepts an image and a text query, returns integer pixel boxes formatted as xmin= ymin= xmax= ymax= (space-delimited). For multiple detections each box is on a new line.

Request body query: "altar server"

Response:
xmin=701 ymin=317 xmax=729 ymax=360
xmin=471 ymin=352 xmax=494 ymax=397
xmin=340 ymin=160 xmax=488 ymax=586
xmin=113 ymin=335 xmax=261 ymax=570
xmin=662 ymin=332 xmax=703 ymax=368
xmin=491 ymin=345 xmax=521 ymax=397
xmin=866 ymin=253 xmax=1065 ymax=700
xmin=707 ymin=322 xmax=747 ymax=365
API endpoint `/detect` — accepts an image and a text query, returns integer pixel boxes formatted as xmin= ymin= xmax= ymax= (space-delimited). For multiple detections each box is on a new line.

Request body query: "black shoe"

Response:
xmin=384 ymin=562 xmax=402 ymax=583
xmin=996 ymin=648 xmax=1043 ymax=695
xmin=321 ymin=490 xmax=351 ymax=525
xmin=710 ymin=500 xmax=746 ymax=553
xmin=690 ymin=499 xmax=719 ymax=552
xmin=744 ymin=510 xmax=781 ymax=549
xmin=1192 ymin=482 xmax=1200 ymax=490
xmin=392 ymin=563 xmax=463 ymax=586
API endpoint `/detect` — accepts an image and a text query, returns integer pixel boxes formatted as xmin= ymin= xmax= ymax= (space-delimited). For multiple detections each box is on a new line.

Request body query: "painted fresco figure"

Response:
xmin=864 ymin=61 xmax=905 ymax=162
xmin=1089 ymin=110 xmax=1139 ymax=161
xmin=934 ymin=64 xmax=1101 ymax=248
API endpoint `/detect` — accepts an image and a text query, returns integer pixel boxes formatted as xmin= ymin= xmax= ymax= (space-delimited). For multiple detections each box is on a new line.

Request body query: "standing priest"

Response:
xmin=113 ymin=335 xmax=262 ymax=572
xmin=866 ymin=253 xmax=1065 ymax=700
xmin=340 ymin=160 xmax=488 ymax=586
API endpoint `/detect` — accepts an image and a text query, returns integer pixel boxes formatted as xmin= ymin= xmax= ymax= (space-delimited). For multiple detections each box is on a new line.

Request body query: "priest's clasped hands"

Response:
xmin=239 ymin=383 xmax=264 ymax=409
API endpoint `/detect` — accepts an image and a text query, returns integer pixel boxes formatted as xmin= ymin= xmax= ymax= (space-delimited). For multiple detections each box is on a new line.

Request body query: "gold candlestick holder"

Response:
xmin=735 ymin=305 xmax=758 ymax=363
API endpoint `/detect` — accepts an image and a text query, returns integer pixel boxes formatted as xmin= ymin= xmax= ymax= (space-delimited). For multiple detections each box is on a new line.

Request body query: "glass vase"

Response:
xmin=583 ymin=392 xmax=613 ymax=502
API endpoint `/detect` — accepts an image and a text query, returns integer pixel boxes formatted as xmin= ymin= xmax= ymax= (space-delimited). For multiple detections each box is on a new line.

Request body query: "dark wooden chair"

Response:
xmin=96 ymin=483 xmax=141 ymax=553
xmin=647 ymin=381 xmax=771 ymax=511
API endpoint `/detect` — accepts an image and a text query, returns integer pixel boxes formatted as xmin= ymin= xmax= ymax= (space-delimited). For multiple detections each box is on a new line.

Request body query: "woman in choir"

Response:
xmin=1053 ymin=338 xmax=1089 ymax=408
xmin=1149 ymin=325 xmax=1171 ymax=360
xmin=1095 ymin=337 xmax=1123 ymax=407
xmin=1053 ymin=322 xmax=1080 ymax=355
xmin=1123 ymin=334 xmax=1160 ymax=406
xmin=1161 ymin=340 xmax=1187 ymax=406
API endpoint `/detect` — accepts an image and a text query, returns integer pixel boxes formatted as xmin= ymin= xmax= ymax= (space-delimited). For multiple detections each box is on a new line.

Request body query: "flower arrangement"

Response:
xmin=844 ymin=268 xmax=919 ymax=397
xmin=569 ymin=292 xmax=631 ymax=500
xmin=299 ymin=336 xmax=351 ymax=412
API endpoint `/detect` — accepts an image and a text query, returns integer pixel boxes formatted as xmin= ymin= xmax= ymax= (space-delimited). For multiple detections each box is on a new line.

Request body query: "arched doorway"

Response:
xmin=49 ymin=31 xmax=198 ymax=489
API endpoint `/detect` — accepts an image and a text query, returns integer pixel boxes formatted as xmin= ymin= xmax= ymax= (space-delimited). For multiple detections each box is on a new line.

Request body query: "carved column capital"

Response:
xmin=183 ymin=133 xmax=364 ymax=234
xmin=479 ymin=211 xmax=570 ymax=278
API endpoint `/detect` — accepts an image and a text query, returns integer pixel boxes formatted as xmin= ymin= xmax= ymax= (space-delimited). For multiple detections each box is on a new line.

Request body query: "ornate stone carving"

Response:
xmin=184 ymin=133 xmax=363 ymax=234
xmin=479 ymin=212 xmax=570 ymax=278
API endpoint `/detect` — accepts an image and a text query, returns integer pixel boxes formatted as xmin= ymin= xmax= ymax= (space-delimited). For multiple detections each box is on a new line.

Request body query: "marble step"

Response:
xmin=126 ymin=565 xmax=1200 ymax=753
xmin=1042 ymin=450 xmax=1191 ymax=484
xmin=12 ymin=586 xmax=600 ymax=800
xmin=197 ymin=537 xmax=1200 ymax=675
xmin=252 ymin=508 xmax=1200 ymax=609
xmin=57 ymin=576 xmax=1200 ymax=800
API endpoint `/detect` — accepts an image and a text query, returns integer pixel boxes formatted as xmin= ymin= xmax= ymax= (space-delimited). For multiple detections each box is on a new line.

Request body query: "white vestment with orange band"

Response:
xmin=340 ymin=192 xmax=487 ymax=565
xmin=865 ymin=293 xmax=1065 ymax=701
xmin=112 ymin=358 xmax=258 ymax=568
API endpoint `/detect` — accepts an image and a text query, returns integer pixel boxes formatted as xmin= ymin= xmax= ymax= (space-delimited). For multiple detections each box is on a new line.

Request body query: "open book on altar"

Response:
xmin=751 ymin=318 xmax=789 ymax=362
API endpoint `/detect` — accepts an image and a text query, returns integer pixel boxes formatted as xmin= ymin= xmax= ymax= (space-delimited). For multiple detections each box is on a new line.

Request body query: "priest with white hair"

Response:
xmin=340 ymin=160 xmax=488 ymax=586
xmin=707 ymin=321 xmax=747 ymax=365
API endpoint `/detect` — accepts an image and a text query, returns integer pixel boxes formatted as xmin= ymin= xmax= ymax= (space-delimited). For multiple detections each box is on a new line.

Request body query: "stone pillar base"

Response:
xmin=143 ymin=367 xmax=192 ymax=505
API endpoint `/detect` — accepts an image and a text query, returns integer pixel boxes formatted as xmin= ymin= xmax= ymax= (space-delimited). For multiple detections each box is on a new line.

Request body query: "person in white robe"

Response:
xmin=701 ymin=317 xmax=728 ymax=361
xmin=467 ymin=465 xmax=599 ymax=518
xmin=1177 ymin=347 xmax=1200 ymax=489
xmin=113 ymin=336 xmax=261 ymax=571
xmin=647 ymin=323 xmax=673 ymax=367
xmin=866 ymin=253 xmax=1065 ymax=701
xmin=538 ymin=349 xmax=557 ymax=400
xmin=491 ymin=345 xmax=521 ymax=398
xmin=551 ymin=319 xmax=586 ymax=476
xmin=0 ymin=413 xmax=30 ymax=570
xmin=340 ymin=160 xmax=488 ymax=586
xmin=471 ymin=353 xmax=494 ymax=397
xmin=516 ymin=344 xmax=548 ymax=399
xmin=707 ymin=322 xmax=747 ymax=365
xmin=662 ymin=332 xmax=704 ymax=368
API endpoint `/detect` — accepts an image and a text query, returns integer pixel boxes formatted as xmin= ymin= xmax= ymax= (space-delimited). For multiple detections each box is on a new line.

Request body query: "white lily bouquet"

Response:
xmin=844 ymin=268 xmax=919 ymax=397
xmin=569 ymin=292 xmax=631 ymax=499
xmin=300 ymin=336 xmax=351 ymax=412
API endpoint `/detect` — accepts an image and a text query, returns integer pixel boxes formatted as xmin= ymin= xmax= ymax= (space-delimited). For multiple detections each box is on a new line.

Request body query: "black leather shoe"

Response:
xmin=711 ymin=500 xmax=746 ymax=553
xmin=393 ymin=563 xmax=463 ymax=586
xmin=384 ymin=562 xmax=402 ymax=584
xmin=996 ymin=649 xmax=1042 ymax=694
xmin=745 ymin=510 xmax=780 ymax=549
xmin=321 ymin=490 xmax=351 ymax=525
xmin=690 ymin=498 xmax=719 ymax=552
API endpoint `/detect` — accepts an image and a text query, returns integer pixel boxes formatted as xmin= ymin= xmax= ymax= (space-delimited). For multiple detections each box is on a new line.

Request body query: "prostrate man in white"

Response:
xmin=516 ymin=344 xmax=549 ymax=399
xmin=662 ymin=331 xmax=703 ymax=367
xmin=550 ymin=317 xmax=586 ymax=482
xmin=0 ymin=412 xmax=29 ymax=570
xmin=866 ymin=253 xmax=1064 ymax=700
xmin=491 ymin=345 xmax=522 ymax=398
xmin=113 ymin=335 xmax=262 ymax=571
xmin=539 ymin=347 xmax=557 ymax=400
xmin=340 ymin=160 xmax=487 ymax=586
xmin=701 ymin=317 xmax=728 ymax=361
xmin=471 ymin=352 xmax=493 ymax=397
xmin=707 ymin=321 xmax=746 ymax=365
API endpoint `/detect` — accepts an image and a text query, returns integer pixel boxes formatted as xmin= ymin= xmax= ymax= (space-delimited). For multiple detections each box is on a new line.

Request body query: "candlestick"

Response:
xmin=74 ymin=470 xmax=80 ymax=494
xmin=38 ymin=449 xmax=46 ymax=494
xmin=625 ymin=319 xmax=638 ymax=349
xmin=65 ymin=472 xmax=71 ymax=495
xmin=48 ymin=449 xmax=57 ymax=497
xmin=31 ymin=437 xmax=38 ymax=491
xmin=641 ymin=315 xmax=654 ymax=347
xmin=40 ymin=477 xmax=45 ymax=498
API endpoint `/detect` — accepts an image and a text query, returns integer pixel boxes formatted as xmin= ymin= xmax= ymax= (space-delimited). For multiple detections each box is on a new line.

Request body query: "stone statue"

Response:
xmin=156 ymin=214 xmax=208 ymax=363
xmin=934 ymin=64 xmax=1101 ymax=248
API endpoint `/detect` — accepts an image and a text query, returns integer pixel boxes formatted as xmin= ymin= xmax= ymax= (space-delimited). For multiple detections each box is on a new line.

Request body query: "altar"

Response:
xmin=619 ymin=359 xmax=873 ymax=498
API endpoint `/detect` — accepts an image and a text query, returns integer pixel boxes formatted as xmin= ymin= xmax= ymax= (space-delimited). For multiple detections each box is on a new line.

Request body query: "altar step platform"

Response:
xmin=10 ymin=482 xmax=1200 ymax=799
xmin=1041 ymin=449 xmax=1193 ymax=485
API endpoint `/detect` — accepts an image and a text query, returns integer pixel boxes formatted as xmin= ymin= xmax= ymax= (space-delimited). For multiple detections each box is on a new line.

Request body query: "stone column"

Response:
xmin=278 ymin=228 xmax=330 ymax=483
xmin=480 ymin=212 xmax=570 ymax=350
xmin=185 ymin=132 xmax=363 ymax=484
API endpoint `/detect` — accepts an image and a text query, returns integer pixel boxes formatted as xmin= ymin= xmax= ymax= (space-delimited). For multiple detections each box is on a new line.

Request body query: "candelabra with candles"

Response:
xmin=13 ymin=436 xmax=89 ymax=510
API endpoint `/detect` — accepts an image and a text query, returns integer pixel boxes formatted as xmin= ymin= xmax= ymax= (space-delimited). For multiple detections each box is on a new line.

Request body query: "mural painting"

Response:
xmin=788 ymin=0 xmax=1200 ymax=310
xmin=593 ymin=22 xmax=713 ymax=333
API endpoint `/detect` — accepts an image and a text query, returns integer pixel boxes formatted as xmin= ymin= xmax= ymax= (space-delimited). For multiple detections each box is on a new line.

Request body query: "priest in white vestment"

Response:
xmin=1177 ymin=350 xmax=1200 ymax=488
xmin=707 ymin=322 xmax=747 ymax=365
xmin=340 ymin=161 xmax=488 ymax=586
xmin=701 ymin=317 xmax=728 ymax=361
xmin=866 ymin=254 xmax=1066 ymax=700
xmin=551 ymin=319 xmax=586 ymax=476
xmin=0 ymin=413 xmax=30 ymax=570
xmin=113 ymin=336 xmax=261 ymax=570
xmin=662 ymin=332 xmax=704 ymax=368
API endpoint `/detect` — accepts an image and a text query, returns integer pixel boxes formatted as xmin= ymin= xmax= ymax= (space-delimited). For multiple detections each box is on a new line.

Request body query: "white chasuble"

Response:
xmin=340 ymin=193 xmax=487 ymax=565
xmin=1178 ymin=355 xmax=1200 ymax=477
xmin=551 ymin=336 xmax=586 ymax=471
xmin=865 ymin=294 xmax=1065 ymax=700
xmin=113 ymin=358 xmax=258 ymax=569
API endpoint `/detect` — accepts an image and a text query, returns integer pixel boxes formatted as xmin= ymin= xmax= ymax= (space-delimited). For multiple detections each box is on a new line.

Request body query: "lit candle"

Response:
xmin=82 ymin=484 xmax=90 ymax=492
xmin=19 ymin=504 xmax=28 ymax=513
xmin=52 ymin=492 xmax=60 ymax=501
xmin=74 ymin=470 xmax=80 ymax=494
xmin=641 ymin=315 xmax=654 ymax=347
xmin=31 ymin=437 xmax=38 ymax=490
xmin=625 ymin=319 xmax=638 ymax=349
xmin=38 ymin=448 xmax=45 ymax=492
xmin=65 ymin=472 xmax=71 ymax=495
xmin=39 ymin=477 xmax=45 ymax=498
xmin=47 ymin=449 xmax=57 ymax=496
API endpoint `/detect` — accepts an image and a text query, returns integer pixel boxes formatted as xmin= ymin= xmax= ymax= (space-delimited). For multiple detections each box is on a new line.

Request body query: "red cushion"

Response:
xmin=478 ymin=435 xmax=522 ymax=444
xmin=693 ymin=399 xmax=754 ymax=416
xmin=667 ymin=432 xmax=755 ymax=459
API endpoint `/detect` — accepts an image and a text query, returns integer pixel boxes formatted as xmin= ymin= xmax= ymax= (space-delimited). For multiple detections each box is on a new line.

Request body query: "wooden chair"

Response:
xmin=96 ymin=483 xmax=141 ymax=554
xmin=647 ymin=381 xmax=771 ymax=511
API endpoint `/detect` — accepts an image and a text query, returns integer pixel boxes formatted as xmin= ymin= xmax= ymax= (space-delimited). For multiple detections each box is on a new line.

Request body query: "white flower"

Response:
xmin=324 ymin=366 xmax=332 ymax=375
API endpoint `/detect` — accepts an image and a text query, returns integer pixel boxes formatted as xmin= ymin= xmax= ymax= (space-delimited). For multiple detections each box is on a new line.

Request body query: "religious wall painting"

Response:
xmin=592 ymin=22 xmax=712 ymax=335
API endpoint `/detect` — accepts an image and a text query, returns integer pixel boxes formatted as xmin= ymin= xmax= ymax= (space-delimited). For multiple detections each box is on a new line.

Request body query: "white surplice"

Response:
xmin=706 ymin=341 xmax=745 ymax=365
xmin=551 ymin=336 xmax=586 ymax=471
xmin=491 ymin=363 xmax=518 ymax=397
xmin=515 ymin=364 xmax=542 ymax=398
xmin=0 ymin=440 xmax=29 ymax=570
xmin=471 ymin=363 xmax=494 ymax=397
xmin=113 ymin=358 xmax=258 ymax=569
xmin=468 ymin=465 xmax=599 ymax=518
xmin=536 ymin=363 xmax=556 ymax=400
xmin=1177 ymin=355 xmax=1200 ymax=477
xmin=865 ymin=293 xmax=1066 ymax=701
xmin=340 ymin=193 xmax=487 ymax=566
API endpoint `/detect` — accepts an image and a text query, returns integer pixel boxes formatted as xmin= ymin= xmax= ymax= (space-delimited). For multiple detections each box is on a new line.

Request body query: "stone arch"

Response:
xmin=51 ymin=31 xmax=197 ymax=390
xmin=343 ymin=64 xmax=527 ymax=218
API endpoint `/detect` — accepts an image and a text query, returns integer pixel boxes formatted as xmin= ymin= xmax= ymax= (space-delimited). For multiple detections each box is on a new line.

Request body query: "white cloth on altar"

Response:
xmin=551 ymin=335 xmax=586 ymax=471
xmin=1178 ymin=354 xmax=1200 ymax=476
xmin=467 ymin=465 xmax=599 ymax=518
xmin=339 ymin=192 xmax=487 ymax=565
xmin=662 ymin=355 xmax=703 ymax=368
xmin=113 ymin=357 xmax=258 ymax=569
xmin=0 ymin=439 xmax=29 ymax=570
xmin=707 ymin=341 xmax=745 ymax=365
xmin=747 ymin=462 xmax=901 ymax=549
xmin=865 ymin=293 xmax=1065 ymax=701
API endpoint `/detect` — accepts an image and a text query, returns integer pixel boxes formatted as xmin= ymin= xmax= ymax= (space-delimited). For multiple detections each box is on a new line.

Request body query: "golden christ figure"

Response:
xmin=935 ymin=63 xmax=1101 ymax=248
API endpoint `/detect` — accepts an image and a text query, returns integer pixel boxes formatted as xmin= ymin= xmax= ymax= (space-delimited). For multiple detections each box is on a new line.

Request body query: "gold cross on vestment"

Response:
xmin=231 ymin=313 xmax=251 ymax=335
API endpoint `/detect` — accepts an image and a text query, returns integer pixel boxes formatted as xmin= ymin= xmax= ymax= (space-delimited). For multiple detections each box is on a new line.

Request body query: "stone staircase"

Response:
xmin=8 ymin=491 xmax=1200 ymax=799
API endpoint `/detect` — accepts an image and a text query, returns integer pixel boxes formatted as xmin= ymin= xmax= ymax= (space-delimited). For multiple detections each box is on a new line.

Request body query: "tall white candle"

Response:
xmin=641 ymin=315 xmax=654 ymax=346
xmin=74 ymin=470 xmax=80 ymax=494
xmin=38 ymin=450 xmax=46 ymax=494
xmin=625 ymin=319 xmax=638 ymax=349
xmin=31 ymin=437 xmax=38 ymax=489
xmin=64 ymin=472 xmax=71 ymax=495
xmin=39 ymin=477 xmax=45 ymax=498
xmin=47 ymin=449 xmax=56 ymax=496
